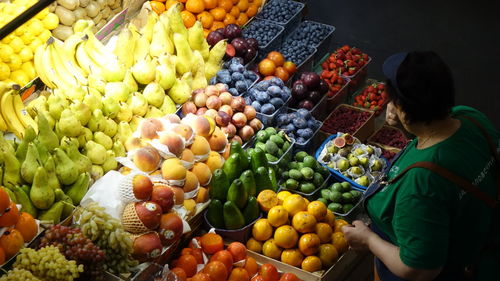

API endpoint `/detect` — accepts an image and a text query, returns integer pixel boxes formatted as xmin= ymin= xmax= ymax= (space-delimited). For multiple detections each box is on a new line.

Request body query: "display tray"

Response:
xmin=349 ymin=79 xmax=388 ymax=116
xmin=245 ymin=91 xmax=292 ymax=127
xmin=321 ymin=104 xmax=375 ymax=142
xmin=243 ymin=19 xmax=285 ymax=60
xmin=246 ymin=133 xmax=295 ymax=167
xmin=279 ymin=173 xmax=331 ymax=201
xmin=203 ymin=211 xmax=262 ymax=243
xmin=256 ymin=0 xmax=305 ymax=37
xmin=274 ymin=107 xmax=323 ymax=153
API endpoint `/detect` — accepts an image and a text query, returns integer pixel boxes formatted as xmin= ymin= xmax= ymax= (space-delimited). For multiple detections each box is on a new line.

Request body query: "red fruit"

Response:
xmin=227 ymin=242 xmax=246 ymax=262
xmin=158 ymin=212 xmax=183 ymax=245
xmin=177 ymin=254 xmax=198 ymax=277
xmin=172 ymin=267 xmax=187 ymax=281
xmin=226 ymin=44 xmax=236 ymax=58
xmin=132 ymin=232 xmax=162 ymax=262
xmin=151 ymin=185 xmax=175 ymax=213
xmin=259 ymin=264 xmax=279 ymax=281
xmin=279 ymin=273 xmax=300 ymax=281
xmin=210 ymin=250 xmax=233 ymax=273
xmin=135 ymin=201 xmax=162 ymax=229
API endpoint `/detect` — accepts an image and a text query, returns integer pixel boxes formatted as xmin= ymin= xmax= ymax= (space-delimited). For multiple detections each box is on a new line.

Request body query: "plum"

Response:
xmin=270 ymin=97 xmax=284 ymax=108
xmin=228 ymin=88 xmax=239 ymax=96
xmin=256 ymin=80 xmax=270 ymax=91
xmin=231 ymin=72 xmax=244 ymax=81
xmin=246 ymin=38 xmax=259 ymax=49
xmin=300 ymin=128 xmax=314 ymax=139
xmin=269 ymin=77 xmax=284 ymax=87
xmin=231 ymin=37 xmax=249 ymax=57
xmin=244 ymin=47 xmax=257 ymax=63
xmin=284 ymin=123 xmax=295 ymax=132
xmin=224 ymin=24 xmax=242 ymax=40
xmin=230 ymin=57 xmax=245 ymax=65
xmin=307 ymin=119 xmax=318 ymax=129
xmin=267 ymin=85 xmax=282 ymax=97
xmin=255 ymin=92 xmax=270 ymax=103
xmin=293 ymin=118 xmax=307 ymax=129
xmin=319 ymin=79 xmax=329 ymax=94
xmin=251 ymin=101 xmax=262 ymax=112
xmin=207 ymin=31 xmax=225 ymax=47
xmin=296 ymin=108 xmax=311 ymax=119
xmin=261 ymin=103 xmax=275 ymax=115
xmin=301 ymin=72 xmax=321 ymax=89
xmin=235 ymin=80 xmax=247 ymax=92
xmin=297 ymin=137 xmax=306 ymax=144
xmin=276 ymin=114 xmax=289 ymax=126
xmin=308 ymin=90 xmax=322 ymax=103
xmin=292 ymin=81 xmax=308 ymax=100
xmin=298 ymin=99 xmax=314 ymax=110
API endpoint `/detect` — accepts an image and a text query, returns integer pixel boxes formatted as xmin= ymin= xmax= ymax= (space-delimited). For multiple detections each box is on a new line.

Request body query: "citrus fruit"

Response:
xmin=151 ymin=1 xmax=166 ymax=14
xmin=223 ymin=14 xmax=236 ymax=25
xmin=210 ymin=7 xmax=226 ymax=21
xmin=7 ymin=54 xmax=22 ymax=71
xmin=298 ymin=233 xmax=321 ymax=256
xmin=218 ymin=0 xmax=233 ymax=12
xmin=252 ymin=218 xmax=273 ymax=241
xmin=165 ymin=0 xmax=181 ymax=10
xmin=9 ymin=37 xmax=24 ymax=53
xmin=18 ymin=46 xmax=33 ymax=62
xmin=301 ymin=256 xmax=322 ymax=272
xmin=257 ymin=190 xmax=278 ymax=212
xmin=171 ymin=267 xmax=187 ymax=281
xmin=10 ymin=70 xmax=29 ymax=85
xmin=191 ymin=272 xmax=212 ymax=281
xmin=334 ymin=219 xmax=349 ymax=233
xmin=315 ymin=223 xmax=333 ymax=244
xmin=280 ymin=249 xmax=303 ymax=267
xmin=318 ymin=244 xmax=338 ymax=268
xmin=244 ymin=257 xmax=258 ymax=276
xmin=0 ymin=44 xmax=14 ymax=62
xmin=211 ymin=21 xmax=225 ymax=31
xmin=200 ymin=233 xmax=224 ymax=254
xmin=267 ymin=51 xmax=285 ymax=67
xmin=282 ymin=194 xmax=307 ymax=217
xmin=235 ymin=13 xmax=248 ymax=26
xmin=273 ymin=225 xmax=298 ymax=249
xmin=331 ymin=232 xmax=349 ymax=254
xmin=267 ymin=205 xmax=288 ymax=227
xmin=236 ymin=0 xmax=249 ymax=11
xmin=197 ymin=11 xmax=214 ymax=29
xmin=274 ymin=67 xmax=289 ymax=82
xmin=262 ymin=239 xmax=282 ymax=259
xmin=246 ymin=237 xmax=263 ymax=253
xmin=279 ymin=273 xmax=299 ymax=281
xmin=283 ymin=61 xmax=297 ymax=74
xmin=0 ymin=63 xmax=10 ymax=81
xmin=210 ymin=250 xmax=234 ymax=273
xmin=229 ymin=6 xmax=240 ymax=17
xmin=291 ymin=211 xmax=317 ymax=233
xmin=258 ymin=59 xmax=276 ymax=77
xmin=14 ymin=212 xmax=37 ymax=242
xmin=307 ymin=201 xmax=327 ymax=221
xmin=21 ymin=61 xmax=35 ymax=78
xmin=0 ymin=228 xmax=24 ymax=260
xmin=228 ymin=267 xmax=250 ymax=281
xmin=203 ymin=260 xmax=228 ymax=281
xmin=42 ymin=12 xmax=59 ymax=29
xmin=227 ymin=242 xmax=247 ymax=262
xmin=276 ymin=190 xmax=291 ymax=204
xmin=203 ymin=0 xmax=217 ymax=9
xmin=176 ymin=254 xmax=198 ymax=277
xmin=246 ymin=4 xmax=258 ymax=17
xmin=0 ymin=202 xmax=20 ymax=227
xmin=181 ymin=10 xmax=197 ymax=27
xmin=259 ymin=263 xmax=279 ymax=281
xmin=186 ymin=0 xmax=205 ymax=13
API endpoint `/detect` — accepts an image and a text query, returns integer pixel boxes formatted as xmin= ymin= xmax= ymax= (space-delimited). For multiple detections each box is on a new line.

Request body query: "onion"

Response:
xmin=85 ymin=2 xmax=99 ymax=17
xmin=57 ymin=0 xmax=79 ymax=10
xmin=55 ymin=6 xmax=76 ymax=26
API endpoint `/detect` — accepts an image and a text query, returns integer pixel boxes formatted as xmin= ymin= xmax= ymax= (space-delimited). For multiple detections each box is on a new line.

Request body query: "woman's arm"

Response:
xmin=342 ymin=221 xmax=442 ymax=281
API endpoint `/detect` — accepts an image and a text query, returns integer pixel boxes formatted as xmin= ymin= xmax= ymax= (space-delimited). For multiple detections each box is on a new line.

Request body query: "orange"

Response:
xmin=166 ymin=0 xmax=182 ymax=10
xmin=267 ymin=51 xmax=285 ymax=67
xmin=246 ymin=4 xmax=259 ymax=17
xmin=236 ymin=0 xmax=249 ymax=12
xmin=191 ymin=272 xmax=212 ymax=281
xmin=256 ymin=190 xmax=278 ymax=212
xmin=273 ymin=225 xmax=298 ymax=249
xmin=307 ymin=201 xmax=327 ymax=221
xmin=276 ymin=191 xmax=291 ymax=204
xmin=210 ymin=250 xmax=233 ymax=273
xmin=228 ymin=268 xmax=250 ymax=281
xmin=323 ymin=209 xmax=336 ymax=227
xmin=279 ymin=273 xmax=300 ymax=281
xmin=259 ymin=263 xmax=279 ymax=281
xmin=0 ymin=247 xmax=5 ymax=266
xmin=246 ymin=237 xmax=263 ymax=253
xmin=227 ymin=242 xmax=247 ymax=262
xmin=283 ymin=61 xmax=297 ymax=74
xmin=331 ymin=232 xmax=349 ymax=254
xmin=176 ymin=254 xmax=198 ymax=277
xmin=282 ymin=194 xmax=307 ymax=217
xmin=258 ymin=59 xmax=277 ymax=76
xmin=14 ymin=212 xmax=38 ymax=242
xmin=197 ymin=11 xmax=214 ymax=29
xmin=315 ymin=223 xmax=333 ymax=244
xmin=218 ymin=0 xmax=233 ymax=12
xmin=186 ymin=0 xmax=205 ymax=13
xmin=181 ymin=10 xmax=197 ymax=28
xmin=211 ymin=21 xmax=226 ymax=31
xmin=0 ymin=228 xmax=24 ymax=260
xmin=229 ymin=6 xmax=240 ymax=17
xmin=0 ymin=202 xmax=20 ymax=227
xmin=210 ymin=7 xmax=226 ymax=21
xmin=150 ymin=1 xmax=166 ymax=14
xmin=334 ymin=219 xmax=349 ymax=233
xmin=292 ymin=211 xmax=317 ymax=233
xmin=252 ymin=218 xmax=273 ymax=241
xmin=301 ymin=256 xmax=322 ymax=272
xmin=203 ymin=0 xmax=217 ymax=9
xmin=223 ymin=14 xmax=236 ymax=25
xmin=298 ymin=233 xmax=321 ymax=256
xmin=200 ymin=233 xmax=224 ymax=254
xmin=244 ymin=257 xmax=258 ymax=276
xmin=274 ymin=67 xmax=290 ymax=82
xmin=280 ymin=249 xmax=303 ymax=267
xmin=235 ymin=13 xmax=249 ymax=26
xmin=318 ymin=244 xmax=338 ymax=268
xmin=171 ymin=267 xmax=188 ymax=281
xmin=0 ymin=188 xmax=11 ymax=214
xmin=203 ymin=261 xmax=228 ymax=281
xmin=253 ymin=0 xmax=263 ymax=6
xmin=267 ymin=206 xmax=288 ymax=227
xmin=262 ymin=239 xmax=282 ymax=260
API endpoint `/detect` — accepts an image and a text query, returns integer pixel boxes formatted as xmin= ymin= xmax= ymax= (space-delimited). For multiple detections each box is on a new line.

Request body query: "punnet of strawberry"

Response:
xmin=320 ymin=70 xmax=348 ymax=97
xmin=352 ymin=82 xmax=388 ymax=115
xmin=369 ymin=126 xmax=410 ymax=149
xmin=322 ymin=105 xmax=372 ymax=135
xmin=321 ymin=45 xmax=370 ymax=77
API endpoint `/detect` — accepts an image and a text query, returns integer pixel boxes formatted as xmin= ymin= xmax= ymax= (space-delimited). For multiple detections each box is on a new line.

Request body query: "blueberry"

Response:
xmin=228 ymin=88 xmax=239 ymax=96
xmin=293 ymin=118 xmax=307 ymax=129
xmin=297 ymin=108 xmax=311 ymax=119
xmin=261 ymin=103 xmax=276 ymax=115
xmin=256 ymin=92 xmax=270 ymax=103
xmin=231 ymin=72 xmax=245 ymax=81
xmin=251 ymin=101 xmax=262 ymax=112
xmin=235 ymin=80 xmax=247 ymax=92
xmin=269 ymin=97 xmax=284 ymax=108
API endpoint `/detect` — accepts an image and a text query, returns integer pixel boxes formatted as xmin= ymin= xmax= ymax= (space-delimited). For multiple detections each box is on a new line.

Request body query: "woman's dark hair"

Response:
xmin=386 ymin=51 xmax=455 ymax=124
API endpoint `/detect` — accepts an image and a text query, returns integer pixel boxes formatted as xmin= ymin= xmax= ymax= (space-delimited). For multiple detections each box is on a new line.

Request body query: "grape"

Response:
xmin=13 ymin=246 xmax=84 ymax=281
xmin=73 ymin=202 xmax=138 ymax=274
xmin=0 ymin=268 xmax=41 ymax=281
xmin=39 ymin=225 xmax=105 ymax=280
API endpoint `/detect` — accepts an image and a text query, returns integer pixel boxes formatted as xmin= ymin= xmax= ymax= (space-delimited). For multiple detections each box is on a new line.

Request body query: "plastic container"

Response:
xmin=321 ymin=104 xmax=375 ymax=142
xmin=279 ymin=173 xmax=331 ymax=201
xmin=203 ymin=211 xmax=262 ymax=243
xmin=256 ymin=0 xmax=305 ymax=37
xmin=247 ymin=134 xmax=296 ymax=167
xmin=275 ymin=108 xmax=323 ymax=152
xmin=320 ymin=77 xmax=351 ymax=120
xmin=244 ymin=19 xmax=285 ymax=60
xmin=245 ymin=91 xmax=292 ymax=127
xmin=344 ymin=56 xmax=372 ymax=94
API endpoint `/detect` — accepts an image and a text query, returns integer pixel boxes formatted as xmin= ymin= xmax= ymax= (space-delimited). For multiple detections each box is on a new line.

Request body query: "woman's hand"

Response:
xmin=341 ymin=220 xmax=376 ymax=251
xmin=386 ymin=101 xmax=399 ymax=126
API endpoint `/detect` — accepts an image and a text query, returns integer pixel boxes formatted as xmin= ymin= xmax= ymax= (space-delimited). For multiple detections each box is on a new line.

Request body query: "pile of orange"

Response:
xmin=149 ymin=0 xmax=263 ymax=34
xmin=0 ymin=189 xmax=38 ymax=264
xmin=250 ymin=190 xmax=349 ymax=272
xmin=258 ymin=51 xmax=297 ymax=82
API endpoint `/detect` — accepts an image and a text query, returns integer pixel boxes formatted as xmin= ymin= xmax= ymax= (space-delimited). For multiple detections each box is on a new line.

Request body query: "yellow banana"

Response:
xmin=12 ymin=92 xmax=38 ymax=133
xmin=83 ymin=34 xmax=126 ymax=82
xmin=1 ymin=89 xmax=25 ymax=138
xmin=51 ymin=38 xmax=88 ymax=86
xmin=76 ymin=39 xmax=102 ymax=76
xmin=34 ymin=44 xmax=57 ymax=89
xmin=0 ymin=87 xmax=8 ymax=131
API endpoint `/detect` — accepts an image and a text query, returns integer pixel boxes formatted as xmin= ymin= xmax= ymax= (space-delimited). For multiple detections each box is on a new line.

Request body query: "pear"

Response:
xmin=349 ymin=157 xmax=359 ymax=167
xmin=114 ymin=121 xmax=133 ymax=144
xmin=140 ymin=10 xmax=158 ymax=43
xmin=112 ymin=141 xmax=126 ymax=157
xmin=30 ymin=166 xmax=54 ymax=210
xmin=65 ymin=172 xmax=91 ymax=205
xmin=114 ymin=28 xmax=135 ymax=69
xmin=94 ymin=132 xmax=113 ymax=150
xmin=102 ymin=96 xmax=120 ymax=118
xmin=88 ymin=73 xmax=106 ymax=93
xmin=85 ymin=141 xmax=107 ymax=165
xmin=103 ymin=118 xmax=118 ymax=137
xmin=101 ymin=59 xmax=126 ymax=83
xmin=0 ymin=133 xmax=15 ymax=154
xmin=159 ymin=95 xmax=176 ymax=114
xmin=63 ymin=138 xmax=92 ymax=174
xmin=47 ymin=91 xmax=68 ymax=120
xmin=351 ymin=166 xmax=363 ymax=175
xmin=70 ymin=100 xmax=91 ymax=126
xmin=145 ymin=105 xmax=164 ymax=118
xmin=38 ymin=201 xmax=63 ymax=223
xmin=355 ymin=176 xmax=370 ymax=187
xmin=129 ymin=115 xmax=143 ymax=131
xmin=156 ymin=55 xmax=176 ymax=90
xmin=15 ymin=125 xmax=37 ymax=162
xmin=181 ymin=72 xmax=193 ymax=88
xmin=123 ymin=70 xmax=138 ymax=93
xmin=58 ymin=109 xmax=83 ymax=137
xmin=359 ymin=157 xmax=369 ymax=167
xmin=102 ymin=150 xmax=118 ymax=173
xmin=34 ymin=139 xmax=49 ymax=163
xmin=143 ymin=82 xmax=165 ymax=108
xmin=67 ymin=86 xmax=86 ymax=101
xmin=354 ymin=148 xmax=365 ymax=156
xmin=0 ymin=150 xmax=21 ymax=188
xmin=90 ymin=165 xmax=104 ymax=180
xmin=105 ymin=82 xmax=129 ymax=102
xmin=133 ymin=33 xmax=150 ymax=63
xmin=54 ymin=148 xmax=79 ymax=185
xmin=20 ymin=143 xmax=42 ymax=183
xmin=44 ymin=156 xmax=62 ymax=190
xmin=77 ymin=128 xmax=93 ymax=148
xmin=37 ymin=112 xmax=59 ymax=151
xmin=83 ymin=87 xmax=103 ymax=111
xmin=26 ymin=95 xmax=47 ymax=118
xmin=127 ymin=92 xmax=148 ymax=116
xmin=131 ymin=56 xmax=157 ymax=85
xmin=87 ymin=109 xmax=106 ymax=132
xmin=36 ymin=110 xmax=55 ymax=130
xmin=168 ymin=77 xmax=191 ymax=104
xmin=150 ymin=19 xmax=173 ymax=57
xmin=116 ymin=102 xmax=133 ymax=122
xmin=191 ymin=51 xmax=207 ymax=90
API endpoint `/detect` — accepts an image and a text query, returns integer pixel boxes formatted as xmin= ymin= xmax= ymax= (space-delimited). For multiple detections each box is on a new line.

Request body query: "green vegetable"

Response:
xmin=227 ymin=179 xmax=248 ymax=209
xmin=223 ymin=153 xmax=241 ymax=183
xmin=329 ymin=191 xmax=342 ymax=203
xmin=243 ymin=196 xmax=260 ymax=224
xmin=343 ymin=204 xmax=354 ymax=214
xmin=288 ymin=169 xmax=303 ymax=181
xmin=320 ymin=189 xmax=331 ymax=200
xmin=285 ymin=179 xmax=299 ymax=190
xmin=299 ymin=182 xmax=315 ymax=194
xmin=295 ymin=151 xmax=308 ymax=162
xmin=300 ymin=167 xmax=314 ymax=180
xmin=269 ymin=135 xmax=284 ymax=148
xmin=255 ymin=166 xmax=274 ymax=193
xmin=268 ymin=167 xmax=278 ymax=191
xmin=302 ymin=155 xmax=317 ymax=168
xmin=312 ymin=173 xmax=324 ymax=187
xmin=251 ymin=147 xmax=268 ymax=172
xmin=230 ymin=141 xmax=249 ymax=170
xmin=342 ymin=192 xmax=354 ymax=203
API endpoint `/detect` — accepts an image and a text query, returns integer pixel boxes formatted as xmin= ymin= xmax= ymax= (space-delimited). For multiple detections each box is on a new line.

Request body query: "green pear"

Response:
xmin=38 ymin=201 xmax=63 ymax=223
xmin=83 ymin=88 xmax=103 ymax=111
xmin=63 ymin=138 xmax=92 ymax=174
xmin=0 ymin=149 xmax=22 ymax=188
xmin=88 ymin=73 xmax=106 ymax=93
xmin=90 ymin=165 xmax=104 ymax=180
xmin=156 ymin=54 xmax=176 ymax=90
xmin=15 ymin=125 xmax=37 ymax=161
xmin=47 ymin=91 xmax=69 ymax=120
xmin=144 ymin=105 xmax=164 ymax=118
xmin=26 ymin=95 xmax=47 ymax=117
xmin=70 ymin=100 xmax=91 ymax=126
xmin=112 ymin=141 xmax=126 ymax=157
xmin=105 ymin=82 xmax=129 ymax=102
xmin=94 ymin=132 xmax=113 ymax=150
xmin=20 ymin=143 xmax=42 ymax=183
xmin=44 ymin=156 xmax=62 ymax=190
xmin=123 ymin=69 xmax=138 ymax=93
xmin=129 ymin=115 xmax=143 ymax=131
xmin=116 ymin=102 xmax=133 ymax=122
xmin=159 ymin=95 xmax=176 ymax=114
xmin=58 ymin=109 xmax=83 ymax=137
xmin=355 ymin=176 xmax=370 ymax=187
xmin=0 ymin=132 xmax=15 ymax=155
xmin=354 ymin=148 xmax=365 ymax=156
xmin=127 ymin=92 xmax=148 ymax=116
xmin=54 ymin=148 xmax=79 ymax=185
xmin=77 ymin=128 xmax=93 ymax=148
xmin=66 ymin=85 xmax=86 ymax=101
xmin=37 ymin=112 xmax=59 ymax=151
xmin=102 ymin=150 xmax=117 ymax=173
xmin=168 ymin=77 xmax=191 ymax=104
xmin=351 ymin=166 xmax=363 ymax=175
xmin=33 ymin=139 xmax=49 ymax=163
xmin=30 ymin=166 xmax=54 ymax=209
xmin=103 ymin=118 xmax=118 ymax=137
xmin=349 ymin=157 xmax=359 ymax=167
xmin=131 ymin=56 xmax=156 ymax=85
xmin=359 ymin=157 xmax=369 ymax=167
xmin=87 ymin=109 xmax=106 ymax=132
xmin=102 ymin=96 xmax=120 ymax=118
xmin=336 ymin=159 xmax=350 ymax=172
xmin=114 ymin=121 xmax=133 ymax=144
xmin=36 ymin=110 xmax=55 ymax=130
xmin=65 ymin=172 xmax=90 ymax=205
xmin=85 ymin=141 xmax=107 ymax=165
xmin=143 ymin=82 xmax=165 ymax=107
xmin=366 ymin=146 xmax=374 ymax=155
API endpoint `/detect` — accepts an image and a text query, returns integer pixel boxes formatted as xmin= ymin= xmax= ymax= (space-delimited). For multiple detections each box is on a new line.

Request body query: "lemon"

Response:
xmin=21 ymin=61 xmax=35 ymax=79
xmin=0 ymin=44 xmax=15 ymax=62
xmin=29 ymin=19 xmax=44 ymax=36
xmin=39 ymin=29 xmax=52 ymax=43
xmin=10 ymin=70 xmax=29 ymax=86
xmin=20 ymin=31 xmax=35 ymax=45
xmin=7 ymin=54 xmax=22 ymax=71
xmin=35 ymin=7 xmax=49 ymax=20
xmin=42 ymin=13 xmax=59 ymax=30
xmin=18 ymin=47 xmax=33 ymax=62
xmin=1 ymin=34 xmax=16 ymax=44
xmin=28 ymin=38 xmax=42 ymax=51
xmin=14 ymin=26 xmax=26 ymax=36
xmin=9 ymin=37 xmax=24 ymax=53
xmin=0 ymin=62 xmax=11 ymax=80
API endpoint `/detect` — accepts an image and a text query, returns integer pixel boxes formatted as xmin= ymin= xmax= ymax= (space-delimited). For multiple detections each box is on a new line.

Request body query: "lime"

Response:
xmin=342 ymin=192 xmax=354 ymax=203
xmin=300 ymin=167 xmax=314 ymax=180
xmin=342 ymin=204 xmax=354 ymax=214
xmin=288 ymin=169 xmax=303 ymax=181
xmin=312 ymin=172 xmax=324 ymax=187
xmin=294 ymin=151 xmax=308 ymax=162
xmin=329 ymin=191 xmax=342 ymax=203
xmin=331 ymin=183 xmax=343 ymax=193
xmin=285 ymin=178 xmax=299 ymax=190
xmin=328 ymin=202 xmax=343 ymax=213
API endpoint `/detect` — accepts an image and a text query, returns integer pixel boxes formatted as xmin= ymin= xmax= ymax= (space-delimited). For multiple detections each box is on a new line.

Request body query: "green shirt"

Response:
xmin=367 ymin=106 xmax=499 ymax=270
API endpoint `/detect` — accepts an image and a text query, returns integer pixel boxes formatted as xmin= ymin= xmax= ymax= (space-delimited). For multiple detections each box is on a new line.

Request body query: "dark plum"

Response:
xmin=231 ymin=37 xmax=249 ymax=57
xmin=318 ymin=79 xmax=329 ymax=94
xmin=308 ymin=91 xmax=322 ymax=103
xmin=246 ymin=38 xmax=259 ymax=49
xmin=301 ymin=72 xmax=321 ymax=89
xmin=207 ymin=31 xmax=225 ymax=47
xmin=292 ymin=82 xmax=308 ymax=100
xmin=244 ymin=47 xmax=257 ymax=64
xmin=298 ymin=99 xmax=314 ymax=110
xmin=224 ymin=24 xmax=242 ymax=40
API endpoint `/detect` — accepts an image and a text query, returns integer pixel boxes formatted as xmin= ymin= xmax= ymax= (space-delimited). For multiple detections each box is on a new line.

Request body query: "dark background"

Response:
xmin=304 ymin=0 xmax=500 ymax=127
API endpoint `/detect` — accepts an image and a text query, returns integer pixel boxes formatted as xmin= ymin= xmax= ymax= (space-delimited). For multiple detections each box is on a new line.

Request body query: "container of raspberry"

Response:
xmin=321 ymin=104 xmax=375 ymax=142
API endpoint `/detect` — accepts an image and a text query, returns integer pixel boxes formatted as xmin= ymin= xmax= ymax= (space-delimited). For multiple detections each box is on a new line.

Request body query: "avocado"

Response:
xmin=223 ymin=201 xmax=246 ymax=230
xmin=294 ymin=151 xmax=308 ymax=162
xmin=300 ymin=167 xmax=314 ymax=180
xmin=243 ymin=196 xmax=260 ymax=224
xmin=265 ymin=140 xmax=279 ymax=156
xmin=227 ymin=179 xmax=248 ymax=209
xmin=300 ymin=182 xmax=315 ymax=194
xmin=350 ymin=190 xmax=362 ymax=200
xmin=285 ymin=178 xmax=299 ymax=190
xmin=207 ymin=199 xmax=225 ymax=228
xmin=331 ymin=183 xmax=344 ymax=193
xmin=289 ymin=169 xmax=303 ymax=181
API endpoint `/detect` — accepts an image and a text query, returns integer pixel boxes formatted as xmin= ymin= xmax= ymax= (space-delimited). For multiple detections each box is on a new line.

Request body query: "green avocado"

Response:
xmin=207 ymin=199 xmax=225 ymax=228
xmin=223 ymin=201 xmax=245 ymax=230
xmin=227 ymin=179 xmax=248 ymax=209
xmin=312 ymin=173 xmax=324 ymax=187
xmin=320 ymin=189 xmax=331 ymax=200
xmin=300 ymin=182 xmax=315 ymax=194
xmin=209 ymin=169 xmax=230 ymax=201
xmin=243 ymin=196 xmax=260 ymax=225
xmin=285 ymin=178 xmax=299 ymax=190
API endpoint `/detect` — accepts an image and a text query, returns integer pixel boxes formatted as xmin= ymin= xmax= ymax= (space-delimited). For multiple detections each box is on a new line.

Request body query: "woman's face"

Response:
xmin=386 ymin=101 xmax=412 ymax=132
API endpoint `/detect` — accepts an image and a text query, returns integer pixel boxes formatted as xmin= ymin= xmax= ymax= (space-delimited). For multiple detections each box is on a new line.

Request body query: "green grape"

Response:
xmin=0 ymin=268 xmax=41 ymax=281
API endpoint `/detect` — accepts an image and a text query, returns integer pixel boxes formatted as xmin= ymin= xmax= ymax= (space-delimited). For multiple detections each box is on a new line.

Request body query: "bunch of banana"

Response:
xmin=0 ymin=81 xmax=38 ymax=139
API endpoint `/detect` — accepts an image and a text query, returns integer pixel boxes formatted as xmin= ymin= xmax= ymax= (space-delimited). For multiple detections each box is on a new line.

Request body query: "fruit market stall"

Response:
xmin=0 ymin=0 xmax=413 ymax=280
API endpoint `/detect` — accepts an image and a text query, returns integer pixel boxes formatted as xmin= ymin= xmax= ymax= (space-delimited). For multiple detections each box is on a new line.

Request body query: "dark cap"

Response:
xmin=382 ymin=52 xmax=408 ymax=96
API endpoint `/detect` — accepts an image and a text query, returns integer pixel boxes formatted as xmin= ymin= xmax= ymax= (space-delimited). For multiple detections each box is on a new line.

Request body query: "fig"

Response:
xmin=239 ymin=125 xmax=254 ymax=141
xmin=243 ymin=105 xmax=256 ymax=120
xmin=219 ymin=104 xmax=234 ymax=116
xmin=206 ymin=96 xmax=222 ymax=110
xmin=230 ymin=96 xmax=246 ymax=112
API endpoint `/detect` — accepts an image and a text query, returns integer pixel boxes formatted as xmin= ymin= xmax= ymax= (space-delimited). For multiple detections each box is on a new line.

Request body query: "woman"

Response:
xmin=341 ymin=51 xmax=499 ymax=281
